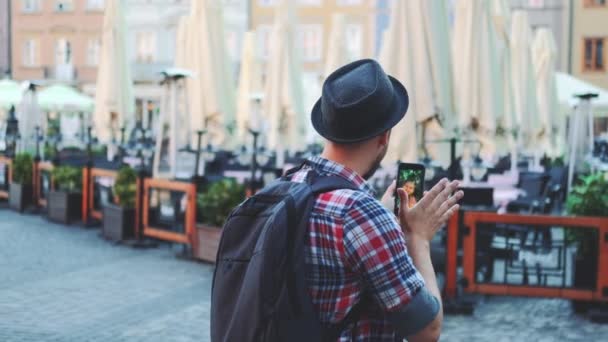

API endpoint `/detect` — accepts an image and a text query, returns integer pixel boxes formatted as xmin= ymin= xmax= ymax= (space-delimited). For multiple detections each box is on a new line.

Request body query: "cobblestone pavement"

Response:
xmin=1 ymin=210 xmax=607 ymax=341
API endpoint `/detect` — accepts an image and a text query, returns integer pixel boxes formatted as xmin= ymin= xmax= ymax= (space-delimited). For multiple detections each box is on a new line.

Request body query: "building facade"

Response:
xmin=0 ymin=0 xmax=10 ymax=77
xmin=250 ymin=0 xmax=376 ymax=77
xmin=11 ymin=0 xmax=105 ymax=84
xmin=567 ymin=0 xmax=608 ymax=89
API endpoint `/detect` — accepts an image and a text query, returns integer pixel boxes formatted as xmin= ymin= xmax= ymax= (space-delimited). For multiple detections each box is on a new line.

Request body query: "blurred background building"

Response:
xmin=4 ymin=0 xmax=608 ymax=94
xmin=10 ymin=0 xmax=105 ymax=84
xmin=0 ymin=0 xmax=10 ymax=77
xmin=567 ymin=0 xmax=608 ymax=89
xmin=250 ymin=0 xmax=376 ymax=80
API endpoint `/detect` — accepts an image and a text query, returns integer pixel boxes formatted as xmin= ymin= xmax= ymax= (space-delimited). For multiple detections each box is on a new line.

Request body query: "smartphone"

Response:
xmin=394 ymin=163 xmax=425 ymax=214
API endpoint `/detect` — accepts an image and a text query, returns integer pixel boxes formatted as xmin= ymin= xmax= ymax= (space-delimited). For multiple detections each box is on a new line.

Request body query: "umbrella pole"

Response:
xmin=568 ymin=104 xmax=582 ymax=192
xmin=170 ymin=80 xmax=178 ymax=179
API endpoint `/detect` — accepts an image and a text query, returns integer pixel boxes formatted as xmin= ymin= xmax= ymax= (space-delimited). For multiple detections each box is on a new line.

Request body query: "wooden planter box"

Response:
xmin=9 ymin=183 xmax=33 ymax=212
xmin=47 ymin=190 xmax=82 ymax=224
xmin=195 ymin=224 xmax=222 ymax=263
xmin=102 ymin=204 xmax=135 ymax=242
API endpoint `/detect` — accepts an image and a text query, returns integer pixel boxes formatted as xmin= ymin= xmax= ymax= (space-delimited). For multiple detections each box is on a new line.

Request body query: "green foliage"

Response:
xmin=114 ymin=166 xmax=137 ymax=208
xmin=399 ymin=169 xmax=422 ymax=187
xmin=51 ymin=166 xmax=82 ymax=192
xmin=565 ymin=173 xmax=608 ymax=255
xmin=566 ymin=173 xmax=608 ymax=217
xmin=43 ymin=144 xmax=56 ymax=161
xmin=197 ymin=179 xmax=246 ymax=227
xmin=12 ymin=153 xmax=33 ymax=185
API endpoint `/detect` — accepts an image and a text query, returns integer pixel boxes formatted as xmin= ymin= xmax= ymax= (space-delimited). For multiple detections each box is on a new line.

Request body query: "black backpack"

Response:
xmin=210 ymin=167 xmax=365 ymax=342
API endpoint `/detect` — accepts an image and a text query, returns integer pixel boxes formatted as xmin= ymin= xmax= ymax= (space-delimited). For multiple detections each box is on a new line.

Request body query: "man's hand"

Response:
xmin=397 ymin=178 xmax=463 ymax=242
xmin=380 ymin=180 xmax=397 ymax=211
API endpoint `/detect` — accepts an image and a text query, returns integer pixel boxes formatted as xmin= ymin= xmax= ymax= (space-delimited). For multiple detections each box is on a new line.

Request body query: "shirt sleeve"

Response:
xmin=342 ymin=193 xmax=426 ymax=311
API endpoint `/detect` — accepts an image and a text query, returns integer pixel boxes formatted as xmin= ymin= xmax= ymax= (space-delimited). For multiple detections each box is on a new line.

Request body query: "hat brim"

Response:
xmin=311 ymin=75 xmax=409 ymax=144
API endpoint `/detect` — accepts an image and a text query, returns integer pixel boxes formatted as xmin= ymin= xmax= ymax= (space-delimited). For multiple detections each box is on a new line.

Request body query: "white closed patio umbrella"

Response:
xmin=490 ymin=0 xmax=518 ymax=165
xmin=380 ymin=0 xmax=454 ymax=164
xmin=235 ymin=31 xmax=263 ymax=145
xmin=263 ymin=0 xmax=306 ymax=165
xmin=324 ymin=13 xmax=350 ymax=79
xmin=93 ymin=0 xmax=134 ymax=143
xmin=17 ymin=84 xmax=43 ymax=154
xmin=452 ymin=0 xmax=503 ymax=158
xmin=182 ymin=0 xmax=236 ymax=147
xmin=532 ymin=28 xmax=559 ymax=156
xmin=511 ymin=11 xmax=540 ymax=153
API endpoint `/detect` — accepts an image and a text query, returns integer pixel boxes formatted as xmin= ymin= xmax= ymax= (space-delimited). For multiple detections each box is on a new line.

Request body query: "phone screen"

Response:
xmin=395 ymin=163 xmax=425 ymax=213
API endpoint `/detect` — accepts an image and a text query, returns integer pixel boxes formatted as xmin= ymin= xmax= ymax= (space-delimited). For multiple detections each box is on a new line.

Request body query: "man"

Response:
xmin=291 ymin=59 xmax=463 ymax=341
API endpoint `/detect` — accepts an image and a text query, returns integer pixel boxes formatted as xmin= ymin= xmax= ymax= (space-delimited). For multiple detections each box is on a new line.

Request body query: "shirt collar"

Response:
xmin=306 ymin=156 xmax=376 ymax=196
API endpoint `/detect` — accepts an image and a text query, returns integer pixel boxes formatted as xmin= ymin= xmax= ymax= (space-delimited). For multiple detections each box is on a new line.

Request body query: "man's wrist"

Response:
xmin=404 ymin=234 xmax=431 ymax=251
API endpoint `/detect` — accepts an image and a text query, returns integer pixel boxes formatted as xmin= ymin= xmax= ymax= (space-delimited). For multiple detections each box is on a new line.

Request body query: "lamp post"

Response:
xmin=4 ymin=106 xmax=20 ymax=158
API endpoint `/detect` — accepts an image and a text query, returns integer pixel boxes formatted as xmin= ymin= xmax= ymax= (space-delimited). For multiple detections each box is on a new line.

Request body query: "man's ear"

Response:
xmin=378 ymin=130 xmax=391 ymax=147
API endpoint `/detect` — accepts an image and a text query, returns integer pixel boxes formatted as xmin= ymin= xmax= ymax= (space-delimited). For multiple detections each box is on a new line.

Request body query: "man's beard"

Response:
xmin=362 ymin=146 xmax=387 ymax=180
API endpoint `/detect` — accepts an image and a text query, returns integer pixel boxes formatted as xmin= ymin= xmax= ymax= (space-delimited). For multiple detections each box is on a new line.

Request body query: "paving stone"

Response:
xmin=1 ymin=210 xmax=608 ymax=341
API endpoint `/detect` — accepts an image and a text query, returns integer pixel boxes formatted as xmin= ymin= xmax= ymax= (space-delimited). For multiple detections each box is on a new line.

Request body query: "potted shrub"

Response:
xmin=566 ymin=173 xmax=608 ymax=312
xmin=48 ymin=165 xmax=82 ymax=224
xmin=195 ymin=178 xmax=245 ymax=262
xmin=102 ymin=166 xmax=137 ymax=242
xmin=9 ymin=153 xmax=34 ymax=212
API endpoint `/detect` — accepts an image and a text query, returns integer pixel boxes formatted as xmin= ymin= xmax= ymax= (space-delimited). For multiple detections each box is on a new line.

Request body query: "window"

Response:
xmin=87 ymin=38 xmax=101 ymax=66
xmin=528 ymin=0 xmax=544 ymax=8
xmin=86 ymin=0 xmax=105 ymax=10
xmin=136 ymin=31 xmax=156 ymax=63
xmin=584 ymin=0 xmax=606 ymax=6
xmin=258 ymin=0 xmax=277 ymax=6
xmin=55 ymin=0 xmax=74 ymax=12
xmin=55 ymin=39 xmax=72 ymax=65
xmin=298 ymin=24 xmax=323 ymax=62
xmin=22 ymin=40 xmax=37 ymax=66
xmin=583 ymin=38 xmax=605 ymax=72
xmin=298 ymin=0 xmax=322 ymax=5
xmin=337 ymin=0 xmax=362 ymax=6
xmin=256 ymin=25 xmax=273 ymax=60
xmin=345 ymin=24 xmax=362 ymax=59
xmin=21 ymin=0 xmax=41 ymax=13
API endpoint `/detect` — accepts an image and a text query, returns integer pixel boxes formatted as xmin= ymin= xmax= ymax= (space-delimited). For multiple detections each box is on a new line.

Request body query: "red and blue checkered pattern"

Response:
xmin=292 ymin=157 xmax=425 ymax=341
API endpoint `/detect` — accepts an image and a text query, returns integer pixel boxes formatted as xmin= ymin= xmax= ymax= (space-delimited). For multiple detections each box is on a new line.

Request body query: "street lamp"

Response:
xmin=4 ymin=106 xmax=20 ymax=158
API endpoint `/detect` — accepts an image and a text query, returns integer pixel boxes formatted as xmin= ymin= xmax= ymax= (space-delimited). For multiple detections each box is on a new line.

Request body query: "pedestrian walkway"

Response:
xmin=1 ymin=210 xmax=607 ymax=341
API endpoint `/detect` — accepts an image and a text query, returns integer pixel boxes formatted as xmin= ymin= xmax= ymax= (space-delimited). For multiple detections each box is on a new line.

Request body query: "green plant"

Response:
xmin=51 ymin=166 xmax=82 ymax=192
xmin=566 ymin=173 xmax=608 ymax=254
xmin=12 ymin=153 xmax=33 ymax=185
xmin=114 ymin=166 xmax=137 ymax=208
xmin=197 ymin=179 xmax=246 ymax=227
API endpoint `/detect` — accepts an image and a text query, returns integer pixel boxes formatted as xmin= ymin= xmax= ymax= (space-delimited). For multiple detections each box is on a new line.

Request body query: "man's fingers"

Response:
xmin=397 ymin=188 xmax=409 ymax=216
xmin=431 ymin=180 xmax=460 ymax=212
xmin=419 ymin=178 xmax=448 ymax=207
xmin=438 ymin=190 xmax=464 ymax=214
xmin=439 ymin=204 xmax=460 ymax=223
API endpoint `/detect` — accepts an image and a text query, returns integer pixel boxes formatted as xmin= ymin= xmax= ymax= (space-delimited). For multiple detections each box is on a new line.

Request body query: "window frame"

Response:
xmin=21 ymin=0 xmax=42 ymax=14
xmin=584 ymin=0 xmax=607 ymax=7
xmin=22 ymin=39 xmax=38 ymax=67
xmin=298 ymin=24 xmax=323 ymax=62
xmin=86 ymin=0 xmax=105 ymax=11
xmin=54 ymin=0 xmax=75 ymax=13
xmin=336 ymin=0 xmax=363 ymax=6
xmin=582 ymin=37 xmax=606 ymax=72
xmin=86 ymin=38 xmax=101 ymax=66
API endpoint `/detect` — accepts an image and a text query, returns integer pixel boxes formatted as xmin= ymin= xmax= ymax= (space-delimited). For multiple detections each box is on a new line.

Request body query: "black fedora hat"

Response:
xmin=311 ymin=59 xmax=409 ymax=144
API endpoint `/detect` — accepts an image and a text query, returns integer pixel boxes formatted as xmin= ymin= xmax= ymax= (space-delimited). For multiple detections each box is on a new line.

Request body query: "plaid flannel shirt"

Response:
xmin=291 ymin=157 xmax=426 ymax=341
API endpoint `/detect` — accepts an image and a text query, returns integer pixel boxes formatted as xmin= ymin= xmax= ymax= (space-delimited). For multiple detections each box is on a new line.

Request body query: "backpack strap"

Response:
xmin=310 ymin=175 xmax=359 ymax=193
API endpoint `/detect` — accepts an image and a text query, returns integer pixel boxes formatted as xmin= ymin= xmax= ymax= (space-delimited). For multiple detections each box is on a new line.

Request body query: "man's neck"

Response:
xmin=320 ymin=150 xmax=369 ymax=179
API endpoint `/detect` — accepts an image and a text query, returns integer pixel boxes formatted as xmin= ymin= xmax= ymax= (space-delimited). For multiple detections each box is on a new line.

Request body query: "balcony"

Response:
xmin=44 ymin=64 xmax=77 ymax=83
